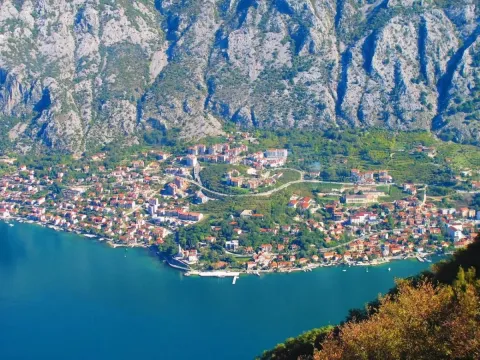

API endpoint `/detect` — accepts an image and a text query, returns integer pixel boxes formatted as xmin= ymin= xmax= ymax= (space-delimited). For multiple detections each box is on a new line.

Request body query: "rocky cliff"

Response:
xmin=0 ymin=0 xmax=478 ymax=153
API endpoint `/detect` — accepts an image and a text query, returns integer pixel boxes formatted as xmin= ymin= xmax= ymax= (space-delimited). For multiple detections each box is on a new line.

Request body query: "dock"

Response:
xmin=185 ymin=270 xmax=240 ymax=279
xmin=232 ymin=276 xmax=239 ymax=285
xmin=416 ymin=255 xmax=425 ymax=262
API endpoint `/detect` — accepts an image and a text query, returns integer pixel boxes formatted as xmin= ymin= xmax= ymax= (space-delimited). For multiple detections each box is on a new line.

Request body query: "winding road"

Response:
xmin=185 ymin=168 xmax=356 ymax=198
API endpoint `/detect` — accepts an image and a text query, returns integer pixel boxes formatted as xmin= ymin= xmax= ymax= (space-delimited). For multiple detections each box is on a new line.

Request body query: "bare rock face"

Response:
xmin=339 ymin=10 xmax=458 ymax=130
xmin=0 ymin=0 xmax=163 ymax=153
xmin=0 ymin=0 xmax=479 ymax=152
xmin=204 ymin=0 xmax=339 ymax=130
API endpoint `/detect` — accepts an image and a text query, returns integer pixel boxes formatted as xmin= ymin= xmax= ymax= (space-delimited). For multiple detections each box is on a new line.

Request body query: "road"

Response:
xmin=184 ymin=168 xmax=356 ymax=199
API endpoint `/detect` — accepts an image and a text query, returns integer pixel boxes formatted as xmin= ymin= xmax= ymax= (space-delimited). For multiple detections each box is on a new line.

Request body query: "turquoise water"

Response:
xmin=0 ymin=222 xmax=437 ymax=360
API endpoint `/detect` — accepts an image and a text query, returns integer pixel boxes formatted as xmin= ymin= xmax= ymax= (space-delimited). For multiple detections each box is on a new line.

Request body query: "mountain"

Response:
xmin=0 ymin=0 xmax=479 ymax=153
xmin=259 ymin=236 xmax=480 ymax=360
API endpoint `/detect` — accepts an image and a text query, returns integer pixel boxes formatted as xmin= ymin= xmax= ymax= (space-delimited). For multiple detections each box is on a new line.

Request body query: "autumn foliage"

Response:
xmin=261 ymin=235 xmax=480 ymax=360
xmin=315 ymin=269 xmax=480 ymax=359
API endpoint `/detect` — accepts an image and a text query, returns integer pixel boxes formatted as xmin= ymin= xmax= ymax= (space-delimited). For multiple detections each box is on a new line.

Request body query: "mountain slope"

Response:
xmin=259 ymin=235 xmax=480 ymax=360
xmin=0 ymin=0 xmax=479 ymax=153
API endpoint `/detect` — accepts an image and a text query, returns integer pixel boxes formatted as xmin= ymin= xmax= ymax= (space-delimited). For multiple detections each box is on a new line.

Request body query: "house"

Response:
xmin=323 ymin=252 xmax=335 ymax=261
xmin=298 ymin=201 xmax=311 ymax=211
xmin=240 ymin=210 xmax=254 ymax=218
xmin=225 ymin=240 xmax=239 ymax=251
xmin=187 ymin=146 xmax=199 ymax=155
xmin=378 ymin=170 xmax=393 ymax=183
xmin=468 ymin=209 xmax=476 ymax=219
xmin=0 ymin=208 xmax=10 ymax=218
xmin=287 ymin=200 xmax=298 ymax=208
xmin=403 ymin=183 xmax=417 ymax=195
xmin=261 ymin=244 xmax=273 ymax=253
xmin=447 ymin=224 xmax=464 ymax=240
xmin=458 ymin=208 xmax=469 ymax=218
xmin=187 ymin=250 xmax=198 ymax=264
xmin=194 ymin=191 xmax=208 ymax=204
xmin=229 ymin=177 xmax=243 ymax=187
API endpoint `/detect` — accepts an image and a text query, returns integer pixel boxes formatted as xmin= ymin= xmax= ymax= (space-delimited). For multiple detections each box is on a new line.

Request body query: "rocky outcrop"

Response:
xmin=0 ymin=0 xmax=163 ymax=153
xmin=0 ymin=0 xmax=479 ymax=153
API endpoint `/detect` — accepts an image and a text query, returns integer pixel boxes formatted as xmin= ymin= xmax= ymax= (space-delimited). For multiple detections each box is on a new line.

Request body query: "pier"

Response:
xmin=185 ymin=270 xmax=240 ymax=279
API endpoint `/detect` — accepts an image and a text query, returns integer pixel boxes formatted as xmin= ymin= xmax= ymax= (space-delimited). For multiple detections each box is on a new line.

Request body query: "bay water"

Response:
xmin=0 ymin=222 xmax=438 ymax=359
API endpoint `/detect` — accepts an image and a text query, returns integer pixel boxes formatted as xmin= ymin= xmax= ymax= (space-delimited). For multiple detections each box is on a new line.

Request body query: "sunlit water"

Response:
xmin=0 ymin=222 xmax=439 ymax=359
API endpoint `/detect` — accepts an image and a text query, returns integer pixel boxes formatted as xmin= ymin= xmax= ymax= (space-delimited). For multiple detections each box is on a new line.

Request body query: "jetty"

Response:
xmin=167 ymin=261 xmax=190 ymax=272
xmin=185 ymin=270 xmax=240 ymax=279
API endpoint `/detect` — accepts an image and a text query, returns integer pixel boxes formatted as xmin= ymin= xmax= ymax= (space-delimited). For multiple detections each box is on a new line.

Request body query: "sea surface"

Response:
xmin=0 ymin=222 xmax=439 ymax=360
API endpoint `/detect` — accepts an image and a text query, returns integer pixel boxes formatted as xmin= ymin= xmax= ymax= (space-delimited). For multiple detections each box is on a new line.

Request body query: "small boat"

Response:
xmin=342 ymin=269 xmax=347 ymax=272
xmin=388 ymin=267 xmax=391 ymax=272
xmin=9 ymin=224 xmax=14 ymax=227
xmin=366 ymin=268 xmax=369 ymax=273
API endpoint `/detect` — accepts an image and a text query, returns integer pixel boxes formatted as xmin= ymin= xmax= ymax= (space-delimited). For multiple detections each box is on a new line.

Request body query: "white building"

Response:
xmin=186 ymin=155 xmax=198 ymax=167
xmin=0 ymin=208 xmax=10 ymax=218
xmin=265 ymin=149 xmax=288 ymax=159
xmin=225 ymin=240 xmax=239 ymax=251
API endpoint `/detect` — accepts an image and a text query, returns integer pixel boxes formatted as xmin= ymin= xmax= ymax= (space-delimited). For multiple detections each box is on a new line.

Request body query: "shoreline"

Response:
xmin=1 ymin=216 xmax=149 ymax=250
xmin=2 ymin=217 xmax=442 ymax=279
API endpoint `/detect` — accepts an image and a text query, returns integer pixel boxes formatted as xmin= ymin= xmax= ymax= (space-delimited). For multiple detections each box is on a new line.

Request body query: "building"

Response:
xmin=0 ymin=208 xmax=10 ymax=218
xmin=193 ymin=191 xmax=207 ymax=204
xmin=240 ymin=210 xmax=254 ymax=218
xmin=403 ymin=183 xmax=417 ymax=195
xmin=448 ymin=225 xmax=464 ymax=240
xmin=178 ymin=211 xmax=203 ymax=222
xmin=343 ymin=194 xmax=378 ymax=204
xmin=174 ymin=177 xmax=187 ymax=190
xmin=265 ymin=149 xmax=288 ymax=159
xmin=225 ymin=240 xmax=239 ymax=251
xmin=166 ymin=183 xmax=178 ymax=196
xmin=185 ymin=155 xmax=198 ymax=167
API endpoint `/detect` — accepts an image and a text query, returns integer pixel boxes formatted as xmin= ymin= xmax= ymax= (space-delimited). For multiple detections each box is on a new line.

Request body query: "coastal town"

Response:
xmin=0 ymin=130 xmax=479 ymax=277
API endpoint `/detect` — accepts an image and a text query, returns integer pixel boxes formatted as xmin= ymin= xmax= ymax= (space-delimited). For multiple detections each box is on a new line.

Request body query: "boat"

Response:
xmin=342 ymin=269 xmax=347 ymax=272
xmin=388 ymin=267 xmax=391 ymax=271
xmin=9 ymin=223 xmax=14 ymax=227
xmin=366 ymin=268 xmax=369 ymax=273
